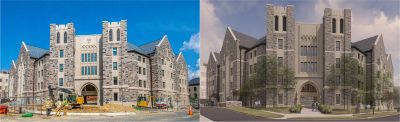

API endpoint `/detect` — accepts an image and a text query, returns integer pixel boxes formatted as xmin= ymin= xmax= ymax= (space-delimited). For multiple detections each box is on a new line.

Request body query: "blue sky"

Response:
xmin=1 ymin=0 xmax=200 ymax=80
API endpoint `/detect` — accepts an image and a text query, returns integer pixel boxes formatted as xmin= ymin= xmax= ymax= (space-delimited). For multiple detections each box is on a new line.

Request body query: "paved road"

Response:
xmin=0 ymin=111 xmax=199 ymax=121
xmin=200 ymin=106 xmax=268 ymax=121
xmin=200 ymin=106 xmax=399 ymax=121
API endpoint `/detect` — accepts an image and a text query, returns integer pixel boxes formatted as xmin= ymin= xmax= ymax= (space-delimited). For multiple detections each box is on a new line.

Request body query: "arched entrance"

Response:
xmin=81 ymin=83 xmax=98 ymax=105
xmin=300 ymin=83 xmax=318 ymax=108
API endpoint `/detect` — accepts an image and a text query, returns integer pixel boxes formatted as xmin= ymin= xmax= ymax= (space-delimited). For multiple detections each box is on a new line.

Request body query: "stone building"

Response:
xmin=206 ymin=4 xmax=393 ymax=109
xmin=0 ymin=71 xmax=9 ymax=97
xmin=8 ymin=20 xmax=189 ymax=107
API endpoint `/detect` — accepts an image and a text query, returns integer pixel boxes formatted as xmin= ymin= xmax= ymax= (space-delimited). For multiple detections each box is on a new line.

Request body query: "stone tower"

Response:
xmin=265 ymin=4 xmax=296 ymax=107
xmin=49 ymin=23 xmax=75 ymax=100
xmin=101 ymin=20 xmax=128 ymax=103
xmin=322 ymin=8 xmax=351 ymax=105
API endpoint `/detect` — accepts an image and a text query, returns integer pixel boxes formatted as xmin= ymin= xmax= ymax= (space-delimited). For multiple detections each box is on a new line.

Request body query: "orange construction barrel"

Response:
xmin=0 ymin=105 xmax=8 ymax=114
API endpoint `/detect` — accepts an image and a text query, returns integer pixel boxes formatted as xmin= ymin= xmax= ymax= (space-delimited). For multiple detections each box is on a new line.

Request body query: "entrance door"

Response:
xmin=81 ymin=84 xmax=98 ymax=105
xmin=300 ymin=84 xmax=318 ymax=108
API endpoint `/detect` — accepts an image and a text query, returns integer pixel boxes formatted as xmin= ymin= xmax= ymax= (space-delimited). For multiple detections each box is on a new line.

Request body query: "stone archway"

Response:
xmin=81 ymin=83 xmax=98 ymax=105
xmin=299 ymin=82 xmax=319 ymax=108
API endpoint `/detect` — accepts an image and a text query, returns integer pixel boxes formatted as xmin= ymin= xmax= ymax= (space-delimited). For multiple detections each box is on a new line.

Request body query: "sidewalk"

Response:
xmin=200 ymin=115 xmax=213 ymax=122
xmin=32 ymin=111 xmax=136 ymax=116
xmin=264 ymin=108 xmax=353 ymax=119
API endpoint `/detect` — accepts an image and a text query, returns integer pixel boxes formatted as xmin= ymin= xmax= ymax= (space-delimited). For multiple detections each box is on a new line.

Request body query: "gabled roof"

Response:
xmin=25 ymin=44 xmax=49 ymax=59
xmin=352 ymin=35 xmax=379 ymax=52
xmin=139 ymin=35 xmax=168 ymax=55
xmin=189 ymin=77 xmax=200 ymax=86
xmin=211 ymin=51 xmax=220 ymax=63
xmin=139 ymin=40 xmax=161 ymax=55
xmin=229 ymin=28 xmax=258 ymax=48
xmin=127 ymin=42 xmax=147 ymax=55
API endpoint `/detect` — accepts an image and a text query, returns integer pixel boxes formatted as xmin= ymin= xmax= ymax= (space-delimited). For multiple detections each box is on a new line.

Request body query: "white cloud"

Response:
xmin=200 ymin=0 xmax=224 ymax=64
xmin=313 ymin=0 xmax=400 ymax=86
xmin=180 ymin=32 xmax=200 ymax=53
xmin=188 ymin=58 xmax=200 ymax=80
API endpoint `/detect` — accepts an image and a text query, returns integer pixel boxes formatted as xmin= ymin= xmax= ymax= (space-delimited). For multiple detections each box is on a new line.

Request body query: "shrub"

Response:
xmin=318 ymin=104 xmax=332 ymax=114
xmin=289 ymin=104 xmax=302 ymax=113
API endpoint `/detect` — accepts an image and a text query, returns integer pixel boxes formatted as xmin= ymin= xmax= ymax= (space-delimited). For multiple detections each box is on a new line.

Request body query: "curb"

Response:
xmin=32 ymin=111 xmax=136 ymax=116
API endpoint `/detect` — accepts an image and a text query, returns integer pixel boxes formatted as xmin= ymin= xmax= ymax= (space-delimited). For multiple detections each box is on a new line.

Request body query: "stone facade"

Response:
xmin=206 ymin=4 xmax=394 ymax=109
xmin=7 ymin=20 xmax=189 ymax=108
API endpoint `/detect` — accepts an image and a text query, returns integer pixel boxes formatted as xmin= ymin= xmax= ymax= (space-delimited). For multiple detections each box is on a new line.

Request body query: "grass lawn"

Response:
xmin=226 ymin=106 xmax=284 ymax=119
xmin=255 ymin=107 xmax=291 ymax=114
xmin=290 ymin=111 xmax=400 ymax=120
xmin=330 ymin=108 xmax=356 ymax=115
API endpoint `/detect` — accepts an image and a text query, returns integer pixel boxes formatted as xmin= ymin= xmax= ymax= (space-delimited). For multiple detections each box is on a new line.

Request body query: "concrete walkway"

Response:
xmin=264 ymin=108 xmax=353 ymax=119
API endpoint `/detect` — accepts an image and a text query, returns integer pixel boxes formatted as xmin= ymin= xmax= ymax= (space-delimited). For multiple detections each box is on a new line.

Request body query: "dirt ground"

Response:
xmin=65 ymin=104 xmax=136 ymax=113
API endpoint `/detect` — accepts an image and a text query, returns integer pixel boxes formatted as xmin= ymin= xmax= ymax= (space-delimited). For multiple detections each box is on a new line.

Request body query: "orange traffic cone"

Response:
xmin=188 ymin=106 xmax=193 ymax=115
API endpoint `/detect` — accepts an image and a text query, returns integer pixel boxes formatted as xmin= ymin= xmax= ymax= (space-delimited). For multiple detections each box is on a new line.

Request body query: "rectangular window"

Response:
xmin=278 ymin=93 xmax=284 ymax=104
xmin=143 ymin=80 xmax=146 ymax=88
xmin=336 ymin=41 xmax=340 ymax=51
xmin=113 ymin=48 xmax=117 ymax=56
xmin=278 ymin=39 xmax=283 ymax=49
xmin=138 ymin=56 xmax=141 ymax=61
xmin=113 ymin=77 xmax=118 ymax=85
xmin=81 ymin=67 xmax=84 ymax=75
xmin=59 ymin=78 xmax=63 ymax=86
xmin=83 ymin=53 xmax=87 ymax=62
xmin=278 ymin=57 xmax=283 ymax=67
xmin=163 ymin=82 xmax=166 ymax=89
xmin=113 ymin=62 xmax=117 ymax=70
xmin=143 ymin=68 xmax=146 ymax=75
xmin=161 ymin=70 xmax=164 ymax=76
xmin=59 ymin=50 xmax=64 ymax=58
xmin=139 ymin=80 xmax=142 ymax=87
xmin=114 ymin=92 xmax=118 ymax=101
xmin=59 ymin=64 xmax=64 ymax=72
xmin=139 ymin=67 xmax=142 ymax=74
xmin=91 ymin=66 xmax=95 ymax=75
xmin=283 ymin=16 xmax=287 ymax=31
xmin=94 ymin=66 xmax=97 ymax=75
xmin=81 ymin=54 xmax=84 ymax=62
xmin=336 ymin=58 xmax=340 ymax=68
xmin=88 ymin=53 xmax=91 ymax=62
xmin=143 ymin=58 xmax=145 ymax=63
xmin=336 ymin=94 xmax=341 ymax=104
xmin=336 ymin=76 xmax=340 ymax=85
xmin=249 ymin=65 xmax=253 ymax=73
xmin=92 ymin=53 xmax=96 ymax=62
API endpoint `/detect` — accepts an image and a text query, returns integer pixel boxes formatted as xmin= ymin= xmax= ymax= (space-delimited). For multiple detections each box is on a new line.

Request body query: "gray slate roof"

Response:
xmin=26 ymin=45 xmax=49 ymax=59
xmin=230 ymin=29 xmax=258 ymax=48
xmin=127 ymin=42 xmax=147 ymax=55
xmin=189 ymin=77 xmax=200 ymax=86
xmin=139 ymin=40 xmax=161 ymax=55
xmin=352 ymin=35 xmax=379 ymax=52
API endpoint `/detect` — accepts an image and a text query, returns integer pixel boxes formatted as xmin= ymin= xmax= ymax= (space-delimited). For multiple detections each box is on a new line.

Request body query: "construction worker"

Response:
xmin=55 ymin=100 xmax=62 ymax=116
xmin=62 ymin=99 xmax=69 ymax=116
xmin=44 ymin=98 xmax=53 ymax=116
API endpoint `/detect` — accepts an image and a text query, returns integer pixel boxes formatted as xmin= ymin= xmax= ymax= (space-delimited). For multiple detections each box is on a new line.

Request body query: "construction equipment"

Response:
xmin=155 ymin=98 xmax=168 ymax=109
xmin=137 ymin=96 xmax=148 ymax=108
xmin=67 ymin=94 xmax=84 ymax=109
xmin=48 ymin=85 xmax=83 ymax=109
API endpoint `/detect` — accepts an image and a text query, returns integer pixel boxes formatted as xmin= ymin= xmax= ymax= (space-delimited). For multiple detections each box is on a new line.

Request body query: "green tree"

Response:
xmin=327 ymin=55 xmax=365 ymax=110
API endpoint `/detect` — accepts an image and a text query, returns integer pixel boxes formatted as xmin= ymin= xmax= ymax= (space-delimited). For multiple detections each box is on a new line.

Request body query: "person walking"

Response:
xmin=311 ymin=101 xmax=315 ymax=112
xmin=44 ymin=98 xmax=53 ymax=116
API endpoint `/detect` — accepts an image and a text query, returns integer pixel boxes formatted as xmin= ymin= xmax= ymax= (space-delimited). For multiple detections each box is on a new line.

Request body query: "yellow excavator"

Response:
xmin=48 ymin=85 xmax=84 ymax=109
